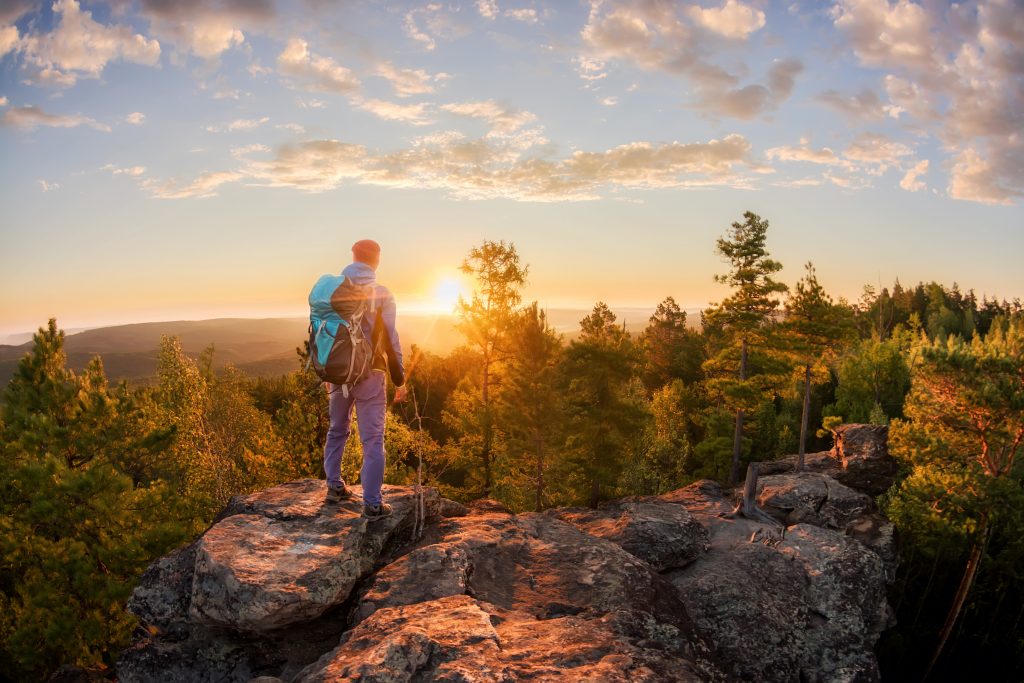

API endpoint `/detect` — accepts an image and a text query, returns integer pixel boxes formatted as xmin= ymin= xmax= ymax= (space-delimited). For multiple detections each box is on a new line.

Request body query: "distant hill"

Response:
xmin=0 ymin=306 xmax=693 ymax=385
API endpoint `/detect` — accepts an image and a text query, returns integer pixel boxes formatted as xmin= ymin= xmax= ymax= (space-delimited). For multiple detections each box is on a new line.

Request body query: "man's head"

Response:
xmin=352 ymin=239 xmax=381 ymax=270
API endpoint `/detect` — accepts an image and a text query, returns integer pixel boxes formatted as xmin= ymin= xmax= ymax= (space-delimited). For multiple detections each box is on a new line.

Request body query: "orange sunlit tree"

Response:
xmin=887 ymin=316 xmax=1024 ymax=677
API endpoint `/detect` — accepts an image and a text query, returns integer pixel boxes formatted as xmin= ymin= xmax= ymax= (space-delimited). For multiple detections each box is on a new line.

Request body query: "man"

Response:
xmin=324 ymin=239 xmax=406 ymax=519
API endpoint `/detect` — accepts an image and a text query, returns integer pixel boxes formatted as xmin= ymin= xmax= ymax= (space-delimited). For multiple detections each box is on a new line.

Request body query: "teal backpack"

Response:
xmin=307 ymin=274 xmax=375 ymax=396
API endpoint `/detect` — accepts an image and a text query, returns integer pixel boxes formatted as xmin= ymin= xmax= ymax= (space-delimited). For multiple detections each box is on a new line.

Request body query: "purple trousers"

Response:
xmin=323 ymin=371 xmax=387 ymax=505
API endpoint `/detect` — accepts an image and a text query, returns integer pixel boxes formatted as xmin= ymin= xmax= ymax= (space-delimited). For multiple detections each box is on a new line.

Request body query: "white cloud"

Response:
xmin=277 ymin=38 xmax=360 ymax=94
xmin=103 ymin=164 xmax=146 ymax=176
xmin=185 ymin=131 xmax=761 ymax=202
xmin=404 ymin=9 xmax=436 ymax=50
xmin=0 ymin=96 xmax=7 ymax=107
xmin=573 ymin=56 xmax=608 ymax=83
xmin=16 ymin=0 xmax=160 ymax=87
xmin=833 ymin=0 xmax=1024 ymax=203
xmin=441 ymin=100 xmax=536 ymax=135
xmin=205 ymin=117 xmax=270 ymax=133
xmin=843 ymin=132 xmax=913 ymax=174
xmin=818 ymin=88 xmax=885 ymax=120
xmin=766 ymin=142 xmax=843 ymax=165
xmin=354 ymin=98 xmax=432 ymax=126
xmin=600 ymin=96 xmax=619 ymax=106
xmin=150 ymin=17 xmax=243 ymax=59
xmin=37 ymin=179 xmax=59 ymax=192
xmin=145 ymin=170 xmax=243 ymax=199
xmin=505 ymin=8 xmax=539 ymax=24
xmin=376 ymin=62 xmax=441 ymax=98
xmin=686 ymin=0 xmax=766 ymax=39
xmin=125 ymin=111 xmax=145 ymax=125
xmin=948 ymin=141 xmax=1023 ymax=205
xmin=476 ymin=0 xmax=499 ymax=20
xmin=137 ymin=0 xmax=272 ymax=59
xmin=581 ymin=3 xmax=800 ymax=119
xmin=1 ymin=105 xmax=110 ymax=131
xmin=298 ymin=98 xmax=326 ymax=109
xmin=276 ymin=122 xmax=305 ymax=134
xmin=899 ymin=159 xmax=928 ymax=192
xmin=0 ymin=23 xmax=18 ymax=57
xmin=699 ymin=59 xmax=803 ymax=119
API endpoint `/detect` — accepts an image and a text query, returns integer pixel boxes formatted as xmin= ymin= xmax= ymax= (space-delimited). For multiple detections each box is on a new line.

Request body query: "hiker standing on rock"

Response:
xmin=311 ymin=239 xmax=406 ymax=519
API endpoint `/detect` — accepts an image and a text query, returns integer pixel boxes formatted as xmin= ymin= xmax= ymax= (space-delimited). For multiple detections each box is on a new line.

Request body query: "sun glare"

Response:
xmin=433 ymin=277 xmax=463 ymax=313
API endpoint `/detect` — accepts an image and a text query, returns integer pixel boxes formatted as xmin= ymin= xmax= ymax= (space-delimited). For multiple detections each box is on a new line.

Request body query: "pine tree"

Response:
xmin=495 ymin=303 xmax=564 ymax=511
xmin=888 ymin=316 xmax=1024 ymax=677
xmin=0 ymin=321 xmax=189 ymax=679
xmin=784 ymin=262 xmax=855 ymax=469
xmin=453 ymin=240 xmax=527 ymax=497
xmin=703 ymin=211 xmax=788 ymax=486
xmin=640 ymin=296 xmax=703 ymax=390
xmin=561 ymin=303 xmax=646 ymax=507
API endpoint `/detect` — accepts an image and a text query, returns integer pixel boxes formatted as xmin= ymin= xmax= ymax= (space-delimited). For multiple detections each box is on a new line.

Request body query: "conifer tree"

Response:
xmin=784 ymin=262 xmax=855 ymax=468
xmin=453 ymin=240 xmax=527 ymax=497
xmin=703 ymin=212 xmax=788 ymax=486
xmin=640 ymin=296 xmax=703 ymax=390
xmin=0 ymin=321 xmax=188 ymax=679
xmin=888 ymin=317 xmax=1024 ymax=677
xmin=561 ymin=303 xmax=646 ymax=507
xmin=496 ymin=303 xmax=564 ymax=511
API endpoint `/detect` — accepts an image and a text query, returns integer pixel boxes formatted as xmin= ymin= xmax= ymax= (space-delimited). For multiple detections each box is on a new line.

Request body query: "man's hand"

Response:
xmin=393 ymin=385 xmax=409 ymax=403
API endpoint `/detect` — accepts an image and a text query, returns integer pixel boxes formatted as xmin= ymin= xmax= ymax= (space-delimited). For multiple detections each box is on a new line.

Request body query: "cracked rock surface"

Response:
xmin=120 ymin=435 xmax=900 ymax=683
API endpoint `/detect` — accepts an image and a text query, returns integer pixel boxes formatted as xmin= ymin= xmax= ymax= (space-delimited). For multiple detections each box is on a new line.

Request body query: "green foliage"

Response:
xmin=880 ymin=315 xmax=1024 ymax=679
xmin=452 ymin=239 xmax=528 ymax=497
xmin=561 ymin=303 xmax=648 ymax=507
xmin=703 ymin=211 xmax=789 ymax=485
xmin=0 ymin=321 xmax=191 ymax=680
xmin=826 ymin=334 xmax=912 ymax=423
xmin=494 ymin=304 xmax=566 ymax=512
xmin=640 ymin=297 xmax=703 ymax=390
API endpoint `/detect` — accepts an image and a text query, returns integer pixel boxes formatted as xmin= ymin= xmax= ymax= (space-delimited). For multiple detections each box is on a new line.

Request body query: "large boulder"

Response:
xmin=189 ymin=481 xmax=441 ymax=632
xmin=756 ymin=471 xmax=876 ymax=529
xmin=832 ymin=424 xmax=898 ymax=496
xmin=551 ymin=499 xmax=710 ymax=571
xmin=299 ymin=595 xmax=706 ymax=682
xmin=666 ymin=516 xmax=890 ymax=682
xmin=120 ymin=481 xmax=442 ymax=681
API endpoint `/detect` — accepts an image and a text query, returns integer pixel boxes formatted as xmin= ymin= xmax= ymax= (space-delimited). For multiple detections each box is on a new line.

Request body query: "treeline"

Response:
xmin=1 ymin=211 xmax=1021 ymax=679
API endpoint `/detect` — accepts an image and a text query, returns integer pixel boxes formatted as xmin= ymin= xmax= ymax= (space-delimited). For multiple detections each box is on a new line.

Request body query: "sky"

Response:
xmin=0 ymin=0 xmax=1022 ymax=339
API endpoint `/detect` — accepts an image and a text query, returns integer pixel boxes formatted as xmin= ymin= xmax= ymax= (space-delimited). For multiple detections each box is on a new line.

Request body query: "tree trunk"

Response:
xmin=534 ymin=435 xmax=544 ymax=513
xmin=589 ymin=479 xmax=600 ymax=509
xmin=740 ymin=462 xmax=759 ymax=517
xmin=481 ymin=354 xmax=491 ymax=496
xmin=925 ymin=514 xmax=990 ymax=680
xmin=797 ymin=363 xmax=812 ymax=471
xmin=730 ymin=338 xmax=748 ymax=487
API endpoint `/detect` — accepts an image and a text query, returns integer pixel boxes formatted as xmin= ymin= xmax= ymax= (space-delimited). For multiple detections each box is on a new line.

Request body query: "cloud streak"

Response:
xmin=144 ymin=131 xmax=763 ymax=201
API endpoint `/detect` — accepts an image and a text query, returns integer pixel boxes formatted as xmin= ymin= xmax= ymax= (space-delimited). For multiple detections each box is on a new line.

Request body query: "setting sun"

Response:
xmin=433 ymin=277 xmax=464 ymax=313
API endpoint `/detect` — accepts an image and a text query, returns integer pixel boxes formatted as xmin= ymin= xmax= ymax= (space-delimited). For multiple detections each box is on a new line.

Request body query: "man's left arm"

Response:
xmin=379 ymin=288 xmax=405 ymax=387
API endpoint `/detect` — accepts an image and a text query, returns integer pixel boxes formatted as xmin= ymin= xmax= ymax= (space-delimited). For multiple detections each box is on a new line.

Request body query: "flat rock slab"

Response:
xmin=356 ymin=512 xmax=698 ymax=629
xmin=189 ymin=481 xmax=440 ymax=632
xmin=552 ymin=500 xmax=710 ymax=571
xmin=299 ymin=595 xmax=706 ymax=682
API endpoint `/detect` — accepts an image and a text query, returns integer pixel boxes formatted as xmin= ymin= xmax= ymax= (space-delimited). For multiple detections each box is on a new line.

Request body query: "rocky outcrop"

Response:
xmin=831 ymin=424 xmax=897 ymax=496
xmin=552 ymin=499 xmax=710 ymax=571
xmin=120 ymin=430 xmax=901 ymax=683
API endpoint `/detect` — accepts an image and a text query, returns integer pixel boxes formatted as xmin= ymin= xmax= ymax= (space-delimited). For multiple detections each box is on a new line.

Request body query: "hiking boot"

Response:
xmin=326 ymin=483 xmax=354 ymax=503
xmin=362 ymin=502 xmax=393 ymax=520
